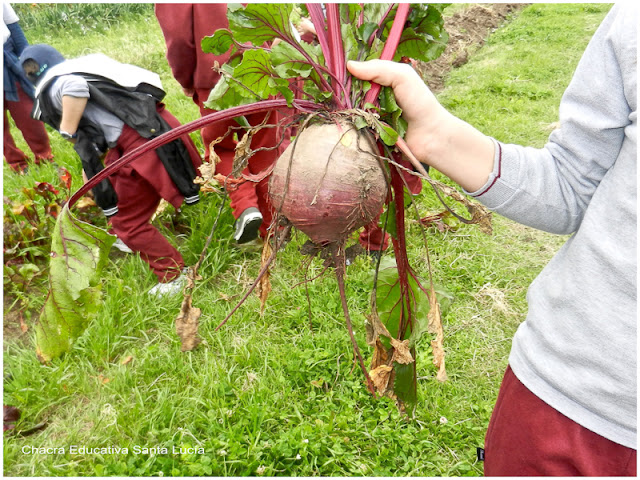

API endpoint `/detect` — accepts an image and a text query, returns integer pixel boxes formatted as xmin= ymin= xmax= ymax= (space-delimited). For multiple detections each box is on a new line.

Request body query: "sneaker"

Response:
xmin=148 ymin=274 xmax=186 ymax=298
xmin=345 ymin=244 xmax=365 ymax=266
xmin=113 ymin=238 xmax=133 ymax=254
xmin=233 ymin=207 xmax=263 ymax=244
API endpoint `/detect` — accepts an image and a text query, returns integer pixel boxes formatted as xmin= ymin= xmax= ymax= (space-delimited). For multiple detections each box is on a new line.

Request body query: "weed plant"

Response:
xmin=3 ymin=4 xmax=611 ymax=476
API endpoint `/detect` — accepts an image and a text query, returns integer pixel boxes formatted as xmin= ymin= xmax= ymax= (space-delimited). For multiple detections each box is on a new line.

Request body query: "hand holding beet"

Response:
xmin=53 ymin=4 xmax=468 ymax=406
xmin=347 ymin=60 xmax=442 ymax=158
xmin=347 ymin=59 xmax=495 ymax=193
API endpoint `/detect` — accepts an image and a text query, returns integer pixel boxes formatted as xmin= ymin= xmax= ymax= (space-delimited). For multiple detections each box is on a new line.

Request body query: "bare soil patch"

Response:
xmin=418 ymin=4 xmax=527 ymax=92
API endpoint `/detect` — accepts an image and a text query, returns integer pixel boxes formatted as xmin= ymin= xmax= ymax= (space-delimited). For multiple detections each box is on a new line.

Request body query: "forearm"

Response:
xmin=347 ymin=60 xmax=494 ymax=192
xmin=59 ymin=95 xmax=88 ymax=135
xmin=419 ymin=110 xmax=495 ymax=192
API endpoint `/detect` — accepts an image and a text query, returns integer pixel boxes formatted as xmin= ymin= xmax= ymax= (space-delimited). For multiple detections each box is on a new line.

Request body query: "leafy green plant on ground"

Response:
xmin=4 ymin=181 xmax=62 ymax=266
xmin=3 ymin=168 xmax=102 ymax=312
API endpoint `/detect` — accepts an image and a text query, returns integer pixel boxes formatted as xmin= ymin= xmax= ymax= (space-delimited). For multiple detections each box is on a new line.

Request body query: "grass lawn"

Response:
xmin=3 ymin=4 xmax=611 ymax=476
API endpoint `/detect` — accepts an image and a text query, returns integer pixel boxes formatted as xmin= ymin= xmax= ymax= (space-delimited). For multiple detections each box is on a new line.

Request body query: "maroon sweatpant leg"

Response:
xmin=244 ymin=111 xmax=279 ymax=238
xmin=3 ymin=106 xmax=29 ymax=171
xmin=197 ymin=97 xmax=279 ymax=236
xmin=484 ymin=365 xmax=636 ymax=476
xmin=359 ymin=219 xmax=389 ymax=252
xmin=108 ymin=170 xmax=184 ymax=283
xmin=4 ymin=85 xmax=53 ymax=167
xmin=197 ymin=98 xmax=259 ymax=220
xmin=211 ymin=145 xmax=260 ymax=220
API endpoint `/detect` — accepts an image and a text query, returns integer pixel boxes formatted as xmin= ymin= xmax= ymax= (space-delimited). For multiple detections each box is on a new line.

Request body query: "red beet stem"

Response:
xmin=332 ymin=244 xmax=377 ymax=397
xmin=70 ymin=99 xmax=321 ymax=208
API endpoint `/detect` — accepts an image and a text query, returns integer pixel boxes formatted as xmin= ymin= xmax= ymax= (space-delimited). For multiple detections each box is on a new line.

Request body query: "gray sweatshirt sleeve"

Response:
xmin=467 ymin=3 xmax=636 ymax=235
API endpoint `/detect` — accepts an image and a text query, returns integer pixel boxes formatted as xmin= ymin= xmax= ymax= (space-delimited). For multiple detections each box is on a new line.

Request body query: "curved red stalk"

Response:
xmin=70 ymin=99 xmax=321 ymax=208
xmin=363 ymin=3 xmax=410 ymax=107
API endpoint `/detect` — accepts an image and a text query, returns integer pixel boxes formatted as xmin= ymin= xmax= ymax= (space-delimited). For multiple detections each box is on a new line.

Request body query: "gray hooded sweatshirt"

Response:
xmin=469 ymin=3 xmax=637 ymax=449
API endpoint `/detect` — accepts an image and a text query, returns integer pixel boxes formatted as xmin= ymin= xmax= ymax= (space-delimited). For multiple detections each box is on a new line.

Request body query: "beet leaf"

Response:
xmin=203 ymin=3 xmax=449 ymax=114
xmin=35 ymin=204 xmax=115 ymax=362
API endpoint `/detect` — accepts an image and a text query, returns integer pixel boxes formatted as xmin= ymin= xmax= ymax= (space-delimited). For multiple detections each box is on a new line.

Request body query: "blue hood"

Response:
xmin=18 ymin=44 xmax=66 ymax=85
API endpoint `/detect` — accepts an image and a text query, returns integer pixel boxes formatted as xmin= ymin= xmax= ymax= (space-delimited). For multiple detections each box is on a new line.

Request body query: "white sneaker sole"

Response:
xmin=113 ymin=238 xmax=133 ymax=254
xmin=234 ymin=212 xmax=263 ymax=243
xmin=148 ymin=275 xmax=186 ymax=297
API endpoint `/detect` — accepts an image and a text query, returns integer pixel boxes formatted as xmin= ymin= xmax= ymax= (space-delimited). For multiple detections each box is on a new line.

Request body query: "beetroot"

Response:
xmin=268 ymin=120 xmax=388 ymax=245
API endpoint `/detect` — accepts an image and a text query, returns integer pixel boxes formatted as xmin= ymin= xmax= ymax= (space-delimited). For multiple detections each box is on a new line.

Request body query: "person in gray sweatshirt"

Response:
xmin=348 ymin=3 xmax=636 ymax=476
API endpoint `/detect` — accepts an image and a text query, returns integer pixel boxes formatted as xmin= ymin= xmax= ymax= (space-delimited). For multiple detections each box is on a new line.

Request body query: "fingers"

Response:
xmin=347 ymin=59 xmax=408 ymax=87
xmin=347 ymin=59 xmax=429 ymax=102
xmin=347 ymin=59 xmax=449 ymax=169
xmin=347 ymin=60 xmax=435 ymax=122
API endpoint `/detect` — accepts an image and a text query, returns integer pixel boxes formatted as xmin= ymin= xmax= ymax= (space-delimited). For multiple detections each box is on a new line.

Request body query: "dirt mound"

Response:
xmin=418 ymin=4 xmax=527 ymax=92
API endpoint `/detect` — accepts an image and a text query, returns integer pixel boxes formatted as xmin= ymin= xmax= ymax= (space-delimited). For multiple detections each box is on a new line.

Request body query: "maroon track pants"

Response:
xmin=196 ymin=91 xmax=277 ymax=239
xmin=484 ymin=365 xmax=636 ymax=476
xmin=106 ymin=106 xmax=201 ymax=283
xmin=4 ymin=83 xmax=53 ymax=171
xmin=108 ymin=165 xmax=183 ymax=283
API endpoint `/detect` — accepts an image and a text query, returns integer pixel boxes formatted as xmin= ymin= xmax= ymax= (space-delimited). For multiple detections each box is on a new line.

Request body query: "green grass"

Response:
xmin=3 ymin=4 xmax=611 ymax=477
xmin=13 ymin=4 xmax=154 ymax=38
xmin=438 ymin=3 xmax=612 ymax=146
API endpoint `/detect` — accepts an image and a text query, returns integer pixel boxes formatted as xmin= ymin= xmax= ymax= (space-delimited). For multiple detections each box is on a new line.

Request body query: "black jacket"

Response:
xmin=34 ymin=75 xmax=200 ymax=216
